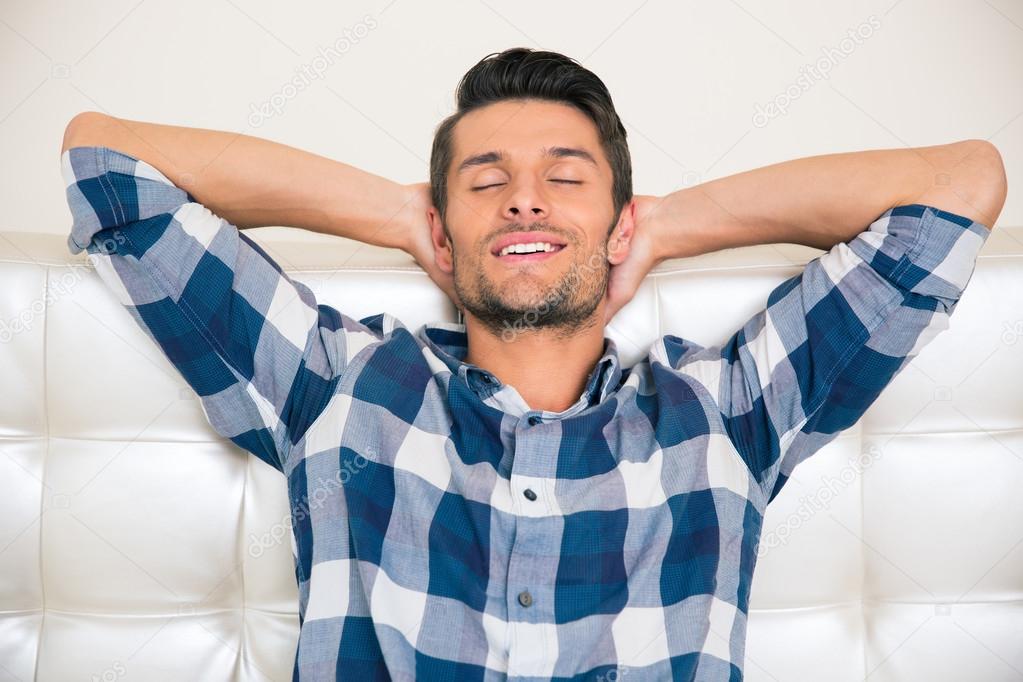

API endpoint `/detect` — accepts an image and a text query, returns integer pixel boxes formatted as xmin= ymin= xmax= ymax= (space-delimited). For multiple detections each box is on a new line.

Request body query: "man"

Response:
xmin=61 ymin=47 xmax=1005 ymax=681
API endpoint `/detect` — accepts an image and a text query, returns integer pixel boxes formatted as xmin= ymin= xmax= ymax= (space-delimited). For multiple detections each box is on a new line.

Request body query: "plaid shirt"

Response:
xmin=63 ymin=145 xmax=990 ymax=681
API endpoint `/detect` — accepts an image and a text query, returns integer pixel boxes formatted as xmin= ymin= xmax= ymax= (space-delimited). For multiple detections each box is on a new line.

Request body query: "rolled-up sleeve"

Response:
xmin=62 ymin=145 xmax=359 ymax=473
xmin=668 ymin=203 xmax=991 ymax=504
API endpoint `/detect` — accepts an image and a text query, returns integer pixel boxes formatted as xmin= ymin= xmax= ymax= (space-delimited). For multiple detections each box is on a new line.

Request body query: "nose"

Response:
xmin=502 ymin=178 xmax=549 ymax=222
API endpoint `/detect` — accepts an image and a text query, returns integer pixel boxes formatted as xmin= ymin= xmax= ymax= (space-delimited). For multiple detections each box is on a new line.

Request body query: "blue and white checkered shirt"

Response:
xmin=63 ymin=145 xmax=991 ymax=681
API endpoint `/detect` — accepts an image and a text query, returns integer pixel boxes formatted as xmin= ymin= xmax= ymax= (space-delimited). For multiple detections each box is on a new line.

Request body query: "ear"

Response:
xmin=428 ymin=206 xmax=454 ymax=274
xmin=607 ymin=198 xmax=637 ymax=266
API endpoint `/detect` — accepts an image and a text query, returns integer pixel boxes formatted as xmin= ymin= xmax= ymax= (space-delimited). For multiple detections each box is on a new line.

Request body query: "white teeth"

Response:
xmin=499 ymin=242 xmax=559 ymax=256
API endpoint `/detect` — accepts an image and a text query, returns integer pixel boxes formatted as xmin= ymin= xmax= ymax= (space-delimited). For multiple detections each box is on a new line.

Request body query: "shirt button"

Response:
xmin=518 ymin=590 xmax=533 ymax=607
xmin=481 ymin=374 xmax=492 ymax=384
xmin=523 ymin=488 xmax=537 ymax=501
xmin=527 ymin=415 xmax=541 ymax=426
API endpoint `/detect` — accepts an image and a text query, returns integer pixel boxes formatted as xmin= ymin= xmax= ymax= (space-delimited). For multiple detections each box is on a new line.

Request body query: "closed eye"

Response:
xmin=471 ymin=180 xmax=582 ymax=192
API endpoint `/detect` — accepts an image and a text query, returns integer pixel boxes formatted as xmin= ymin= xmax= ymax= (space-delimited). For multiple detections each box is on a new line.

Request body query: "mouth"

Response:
xmin=493 ymin=243 xmax=567 ymax=263
xmin=490 ymin=231 xmax=569 ymax=263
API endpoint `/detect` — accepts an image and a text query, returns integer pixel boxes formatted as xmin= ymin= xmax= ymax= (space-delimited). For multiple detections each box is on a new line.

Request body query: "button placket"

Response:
xmin=506 ymin=415 xmax=561 ymax=678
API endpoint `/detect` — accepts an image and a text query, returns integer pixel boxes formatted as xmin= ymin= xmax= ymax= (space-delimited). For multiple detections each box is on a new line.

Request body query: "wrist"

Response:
xmin=649 ymin=187 xmax=718 ymax=261
xmin=375 ymin=183 xmax=418 ymax=253
xmin=634 ymin=193 xmax=675 ymax=264
xmin=396 ymin=182 xmax=431 ymax=252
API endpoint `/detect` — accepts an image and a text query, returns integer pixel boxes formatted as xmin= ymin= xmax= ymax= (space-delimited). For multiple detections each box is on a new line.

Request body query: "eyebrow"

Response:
xmin=456 ymin=146 xmax=599 ymax=174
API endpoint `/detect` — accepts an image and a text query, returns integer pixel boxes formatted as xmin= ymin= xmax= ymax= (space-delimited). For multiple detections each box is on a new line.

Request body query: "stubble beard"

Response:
xmin=451 ymin=226 xmax=612 ymax=342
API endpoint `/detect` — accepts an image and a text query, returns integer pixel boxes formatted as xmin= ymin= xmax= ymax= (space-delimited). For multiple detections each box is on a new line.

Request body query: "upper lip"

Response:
xmin=491 ymin=231 xmax=568 ymax=256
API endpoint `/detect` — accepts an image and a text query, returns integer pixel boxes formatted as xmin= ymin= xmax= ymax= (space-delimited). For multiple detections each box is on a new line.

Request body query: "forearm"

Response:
xmin=649 ymin=139 xmax=1005 ymax=261
xmin=60 ymin=112 xmax=414 ymax=249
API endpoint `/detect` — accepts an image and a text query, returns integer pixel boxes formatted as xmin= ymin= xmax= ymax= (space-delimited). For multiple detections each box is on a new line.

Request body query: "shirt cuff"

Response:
xmin=848 ymin=203 xmax=991 ymax=308
xmin=62 ymin=145 xmax=190 ymax=255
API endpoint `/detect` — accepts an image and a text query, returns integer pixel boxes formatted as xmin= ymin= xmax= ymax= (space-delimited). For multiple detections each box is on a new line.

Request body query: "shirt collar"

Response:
xmin=417 ymin=321 xmax=624 ymax=407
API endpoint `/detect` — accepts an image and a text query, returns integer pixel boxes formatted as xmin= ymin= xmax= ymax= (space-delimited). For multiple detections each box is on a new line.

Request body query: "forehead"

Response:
xmin=451 ymin=100 xmax=605 ymax=173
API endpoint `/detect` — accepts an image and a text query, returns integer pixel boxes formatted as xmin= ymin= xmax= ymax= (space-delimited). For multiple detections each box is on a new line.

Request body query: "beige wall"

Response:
xmin=1 ymin=0 xmax=1019 ymax=242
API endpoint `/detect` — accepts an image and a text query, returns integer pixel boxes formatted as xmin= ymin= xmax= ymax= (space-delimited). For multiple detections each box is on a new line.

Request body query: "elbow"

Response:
xmin=915 ymin=139 xmax=1008 ymax=230
xmin=959 ymin=139 xmax=1007 ymax=230
xmin=984 ymin=140 xmax=1008 ymax=227
xmin=61 ymin=111 xmax=115 ymax=156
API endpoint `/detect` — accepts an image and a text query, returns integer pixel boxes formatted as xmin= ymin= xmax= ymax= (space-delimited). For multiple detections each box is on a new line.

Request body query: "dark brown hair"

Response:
xmin=429 ymin=47 xmax=633 ymax=237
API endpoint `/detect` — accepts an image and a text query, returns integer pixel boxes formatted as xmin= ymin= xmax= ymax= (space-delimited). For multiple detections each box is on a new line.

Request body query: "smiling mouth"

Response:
xmin=494 ymin=244 xmax=567 ymax=263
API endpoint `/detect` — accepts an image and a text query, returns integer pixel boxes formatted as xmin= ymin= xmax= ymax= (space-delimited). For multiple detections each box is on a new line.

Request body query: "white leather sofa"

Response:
xmin=1 ymin=224 xmax=1021 ymax=681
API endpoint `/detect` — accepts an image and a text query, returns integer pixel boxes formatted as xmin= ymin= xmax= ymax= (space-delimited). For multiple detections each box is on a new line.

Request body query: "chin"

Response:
xmin=501 ymin=277 xmax=555 ymax=299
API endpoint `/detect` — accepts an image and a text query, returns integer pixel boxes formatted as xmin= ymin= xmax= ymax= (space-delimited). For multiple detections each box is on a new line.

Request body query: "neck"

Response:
xmin=462 ymin=311 xmax=607 ymax=413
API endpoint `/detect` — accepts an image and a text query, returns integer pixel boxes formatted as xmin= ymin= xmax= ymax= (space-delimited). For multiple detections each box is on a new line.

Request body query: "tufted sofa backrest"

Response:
xmin=1 ymin=228 xmax=1021 ymax=681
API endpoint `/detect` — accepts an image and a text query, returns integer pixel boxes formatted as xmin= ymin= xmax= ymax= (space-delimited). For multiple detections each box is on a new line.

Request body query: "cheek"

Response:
xmin=561 ymin=202 xmax=610 ymax=244
xmin=448 ymin=236 xmax=483 ymax=265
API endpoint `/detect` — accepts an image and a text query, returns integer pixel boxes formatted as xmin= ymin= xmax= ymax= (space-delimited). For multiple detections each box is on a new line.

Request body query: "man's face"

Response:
xmin=430 ymin=99 xmax=629 ymax=339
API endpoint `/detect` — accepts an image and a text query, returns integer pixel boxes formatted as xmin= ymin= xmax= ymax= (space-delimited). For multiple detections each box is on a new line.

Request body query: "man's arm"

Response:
xmin=646 ymin=140 xmax=1006 ymax=504
xmin=60 ymin=133 xmax=397 ymax=472
xmin=61 ymin=111 xmax=419 ymax=248
xmin=645 ymin=139 xmax=1006 ymax=261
